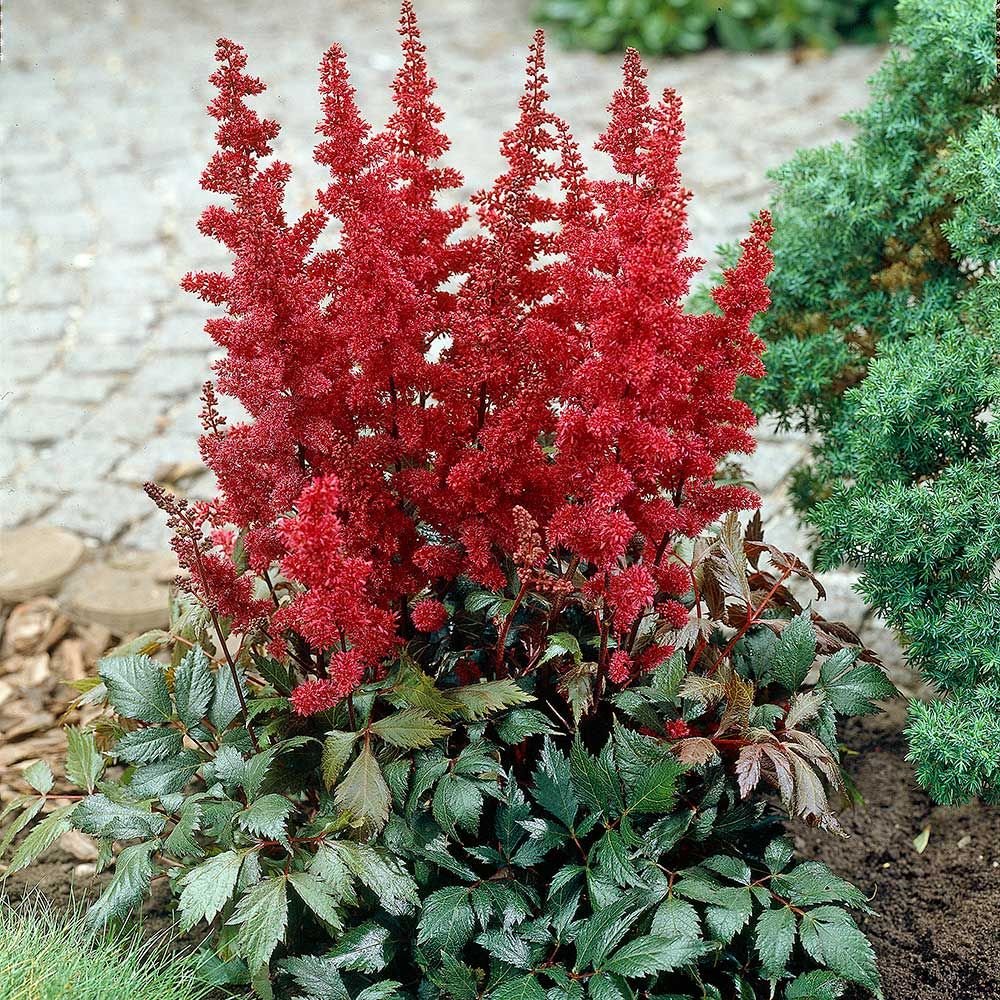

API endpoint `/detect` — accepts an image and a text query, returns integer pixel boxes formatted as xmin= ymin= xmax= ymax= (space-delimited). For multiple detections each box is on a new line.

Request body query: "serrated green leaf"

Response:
xmin=490 ymin=974 xmax=547 ymax=1000
xmin=115 ymin=726 xmax=184 ymax=765
xmin=704 ymin=887 xmax=754 ymax=943
xmin=87 ymin=840 xmax=159 ymax=926
xmin=164 ymin=797 xmax=204 ymax=858
xmin=540 ymin=632 xmax=583 ymax=666
xmin=335 ymin=744 xmax=390 ymax=835
xmin=604 ymin=935 xmax=710 ymax=977
xmin=773 ymin=862 xmax=869 ymax=910
xmin=128 ymin=749 xmax=202 ymax=799
xmin=391 ymin=657 xmax=461 ymax=719
xmin=326 ymin=921 xmax=391 ymax=972
xmin=432 ymin=773 xmax=484 ymax=835
xmin=532 ymin=739 xmax=579 ymax=829
xmin=650 ymin=897 xmax=701 ymax=940
xmin=430 ymin=952 xmax=478 ymax=1000
xmin=764 ymin=837 xmax=794 ymax=874
xmin=174 ymin=646 xmax=215 ymax=727
xmin=476 ymin=928 xmax=532 ymax=968
xmin=179 ymin=849 xmax=244 ymax=929
xmin=451 ymin=678 xmax=534 ymax=720
xmin=370 ymin=708 xmax=451 ymax=748
xmin=755 ymin=906 xmax=796 ymax=979
xmin=74 ymin=793 xmax=166 ymax=840
xmin=228 ymin=876 xmax=289 ymax=972
xmin=570 ymin=740 xmax=623 ymax=816
xmin=799 ymin=906 xmax=882 ymax=998
xmin=288 ymin=869 xmax=345 ymax=932
xmin=785 ymin=970 xmax=847 ymax=999
xmin=343 ymin=842 xmax=419 ymax=916
xmin=210 ymin=661 xmax=248 ymax=730
xmin=66 ymin=726 xmax=104 ymax=792
xmin=6 ymin=802 xmax=77 ymax=873
xmin=626 ymin=758 xmax=682 ymax=815
xmin=765 ymin=612 xmax=817 ymax=690
xmin=819 ymin=650 xmax=895 ymax=716
xmin=22 ymin=759 xmax=54 ymax=795
xmin=99 ymin=654 xmax=173 ymax=722
xmin=571 ymin=889 xmax=649 ymax=971
xmin=418 ymin=885 xmax=475 ymax=952
xmin=0 ymin=797 xmax=45 ymax=857
xmin=237 ymin=793 xmax=293 ymax=846
xmin=495 ymin=707 xmax=557 ymax=744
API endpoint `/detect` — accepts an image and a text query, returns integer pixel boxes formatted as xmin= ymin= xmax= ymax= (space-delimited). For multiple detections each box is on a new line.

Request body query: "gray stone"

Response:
xmin=32 ymin=370 xmax=118 ymax=404
xmin=20 ymin=434 xmax=124 ymax=493
xmin=81 ymin=393 xmax=170 ymax=444
xmin=47 ymin=482 xmax=152 ymax=543
xmin=0 ymin=483 xmax=60 ymax=529
xmin=3 ymin=399 xmax=87 ymax=444
xmin=0 ymin=524 xmax=86 ymax=601
xmin=129 ymin=356 xmax=211 ymax=398
xmin=3 ymin=343 xmax=61 ymax=383
xmin=61 ymin=557 xmax=171 ymax=634
xmin=740 ymin=438 xmax=808 ymax=495
xmin=112 ymin=434 xmax=203 ymax=485
xmin=119 ymin=513 xmax=175 ymax=552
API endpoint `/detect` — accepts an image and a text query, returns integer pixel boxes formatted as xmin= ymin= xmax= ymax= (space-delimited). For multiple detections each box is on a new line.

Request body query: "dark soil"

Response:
xmin=4 ymin=704 xmax=998 ymax=999
xmin=799 ymin=702 xmax=1000 ymax=1000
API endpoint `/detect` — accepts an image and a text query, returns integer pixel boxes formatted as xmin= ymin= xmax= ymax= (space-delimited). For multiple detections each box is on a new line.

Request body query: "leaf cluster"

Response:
xmin=536 ymin=0 xmax=895 ymax=57
xmin=1 ymin=520 xmax=891 ymax=997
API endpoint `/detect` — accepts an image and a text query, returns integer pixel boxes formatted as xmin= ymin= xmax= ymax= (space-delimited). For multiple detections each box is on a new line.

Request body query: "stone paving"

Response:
xmin=1 ymin=1 xmax=888 ymax=633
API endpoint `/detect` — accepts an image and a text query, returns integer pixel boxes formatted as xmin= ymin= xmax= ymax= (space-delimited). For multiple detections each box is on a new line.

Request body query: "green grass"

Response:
xmin=0 ymin=896 xmax=219 ymax=1000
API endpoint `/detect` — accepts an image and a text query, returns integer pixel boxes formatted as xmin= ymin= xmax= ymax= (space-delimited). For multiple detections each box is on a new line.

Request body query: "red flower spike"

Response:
xmin=161 ymin=14 xmax=773 ymax=706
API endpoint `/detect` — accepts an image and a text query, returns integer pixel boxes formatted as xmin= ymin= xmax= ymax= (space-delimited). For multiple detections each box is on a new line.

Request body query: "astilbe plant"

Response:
xmin=740 ymin=0 xmax=999 ymax=804
xmin=2 ymin=7 xmax=891 ymax=998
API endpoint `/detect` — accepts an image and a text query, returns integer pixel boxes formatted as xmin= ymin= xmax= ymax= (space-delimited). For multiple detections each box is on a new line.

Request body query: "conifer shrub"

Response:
xmin=741 ymin=0 xmax=999 ymax=804
xmin=2 ymin=6 xmax=892 ymax=996
xmin=536 ymin=0 xmax=894 ymax=56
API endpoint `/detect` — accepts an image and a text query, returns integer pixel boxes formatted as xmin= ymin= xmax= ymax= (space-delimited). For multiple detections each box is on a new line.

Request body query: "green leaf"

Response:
xmin=476 ymin=928 xmax=532 ymax=968
xmin=127 ymin=749 xmax=202 ymax=799
xmin=237 ymin=793 xmax=293 ymax=846
xmin=819 ymin=650 xmax=895 ymax=716
xmin=773 ymin=862 xmax=869 ymax=910
xmin=279 ymin=955 xmax=347 ymax=998
xmin=326 ymin=921 xmax=391 ymax=972
xmin=99 ymin=654 xmax=173 ymax=722
xmin=430 ymin=952 xmax=478 ymax=1000
xmin=650 ymin=897 xmax=701 ymax=940
xmin=164 ymin=798 xmax=204 ymax=858
xmin=115 ymin=726 xmax=184 ymax=765
xmin=571 ymin=890 xmax=649 ymax=970
xmin=179 ymin=849 xmax=244 ymax=930
xmin=785 ymin=970 xmax=847 ymax=999
xmin=627 ymin=758 xmax=682 ymax=815
xmin=370 ymin=708 xmax=451 ymax=748
xmin=22 ymin=759 xmax=54 ymax=795
xmin=451 ymin=678 xmax=534 ymax=720
xmin=342 ymin=842 xmax=419 ymax=916
xmin=532 ymin=739 xmax=579 ymax=829
xmin=570 ymin=740 xmax=623 ymax=816
xmin=174 ymin=646 xmax=215 ymax=727
xmin=335 ymin=744 xmax=391 ymax=835
xmin=432 ymin=773 xmax=484 ymax=835
xmin=210 ymin=662 xmax=248 ymax=730
xmin=799 ymin=906 xmax=882 ymax=998
xmin=228 ymin=876 xmax=289 ymax=972
xmin=765 ymin=612 xmax=817 ymax=691
xmin=764 ymin=837 xmax=794 ymax=874
xmin=604 ymin=935 xmax=710 ymax=977
xmin=418 ymin=885 xmax=475 ymax=952
xmin=74 ymin=794 xmax=166 ymax=840
xmin=6 ymin=803 xmax=77 ymax=874
xmin=704 ymin=887 xmax=754 ymax=943
xmin=87 ymin=840 xmax=159 ymax=926
xmin=540 ymin=632 xmax=583 ymax=666
xmin=755 ymin=906 xmax=796 ymax=979
xmin=320 ymin=729 xmax=358 ymax=791
xmin=495 ymin=707 xmax=558 ymax=744
xmin=0 ymin=798 xmax=45 ymax=857
xmin=489 ymin=974 xmax=547 ymax=1000
xmin=391 ymin=656 xmax=461 ymax=719
xmin=288 ymin=869 xmax=345 ymax=931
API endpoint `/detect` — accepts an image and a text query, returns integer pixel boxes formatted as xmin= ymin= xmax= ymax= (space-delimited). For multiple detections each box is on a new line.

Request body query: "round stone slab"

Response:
xmin=62 ymin=560 xmax=171 ymax=635
xmin=0 ymin=525 xmax=86 ymax=602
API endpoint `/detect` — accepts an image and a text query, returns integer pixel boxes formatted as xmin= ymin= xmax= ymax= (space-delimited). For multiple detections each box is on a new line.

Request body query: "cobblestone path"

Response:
xmin=1 ymin=0 xmax=885 ymax=630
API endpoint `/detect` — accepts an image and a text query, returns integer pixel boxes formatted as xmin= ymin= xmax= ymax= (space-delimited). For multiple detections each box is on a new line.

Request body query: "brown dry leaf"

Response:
xmin=735 ymin=743 xmax=763 ymax=798
xmin=0 ymin=731 xmax=66 ymax=768
xmin=77 ymin=623 xmax=114 ymax=663
xmin=785 ymin=690 xmax=825 ymax=730
xmin=4 ymin=711 xmax=56 ymax=742
xmin=673 ymin=737 xmax=719 ymax=765
xmin=0 ymin=680 xmax=13 ymax=709
xmin=716 ymin=671 xmax=755 ymax=736
xmin=58 ymin=829 xmax=99 ymax=862
xmin=52 ymin=639 xmax=87 ymax=683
